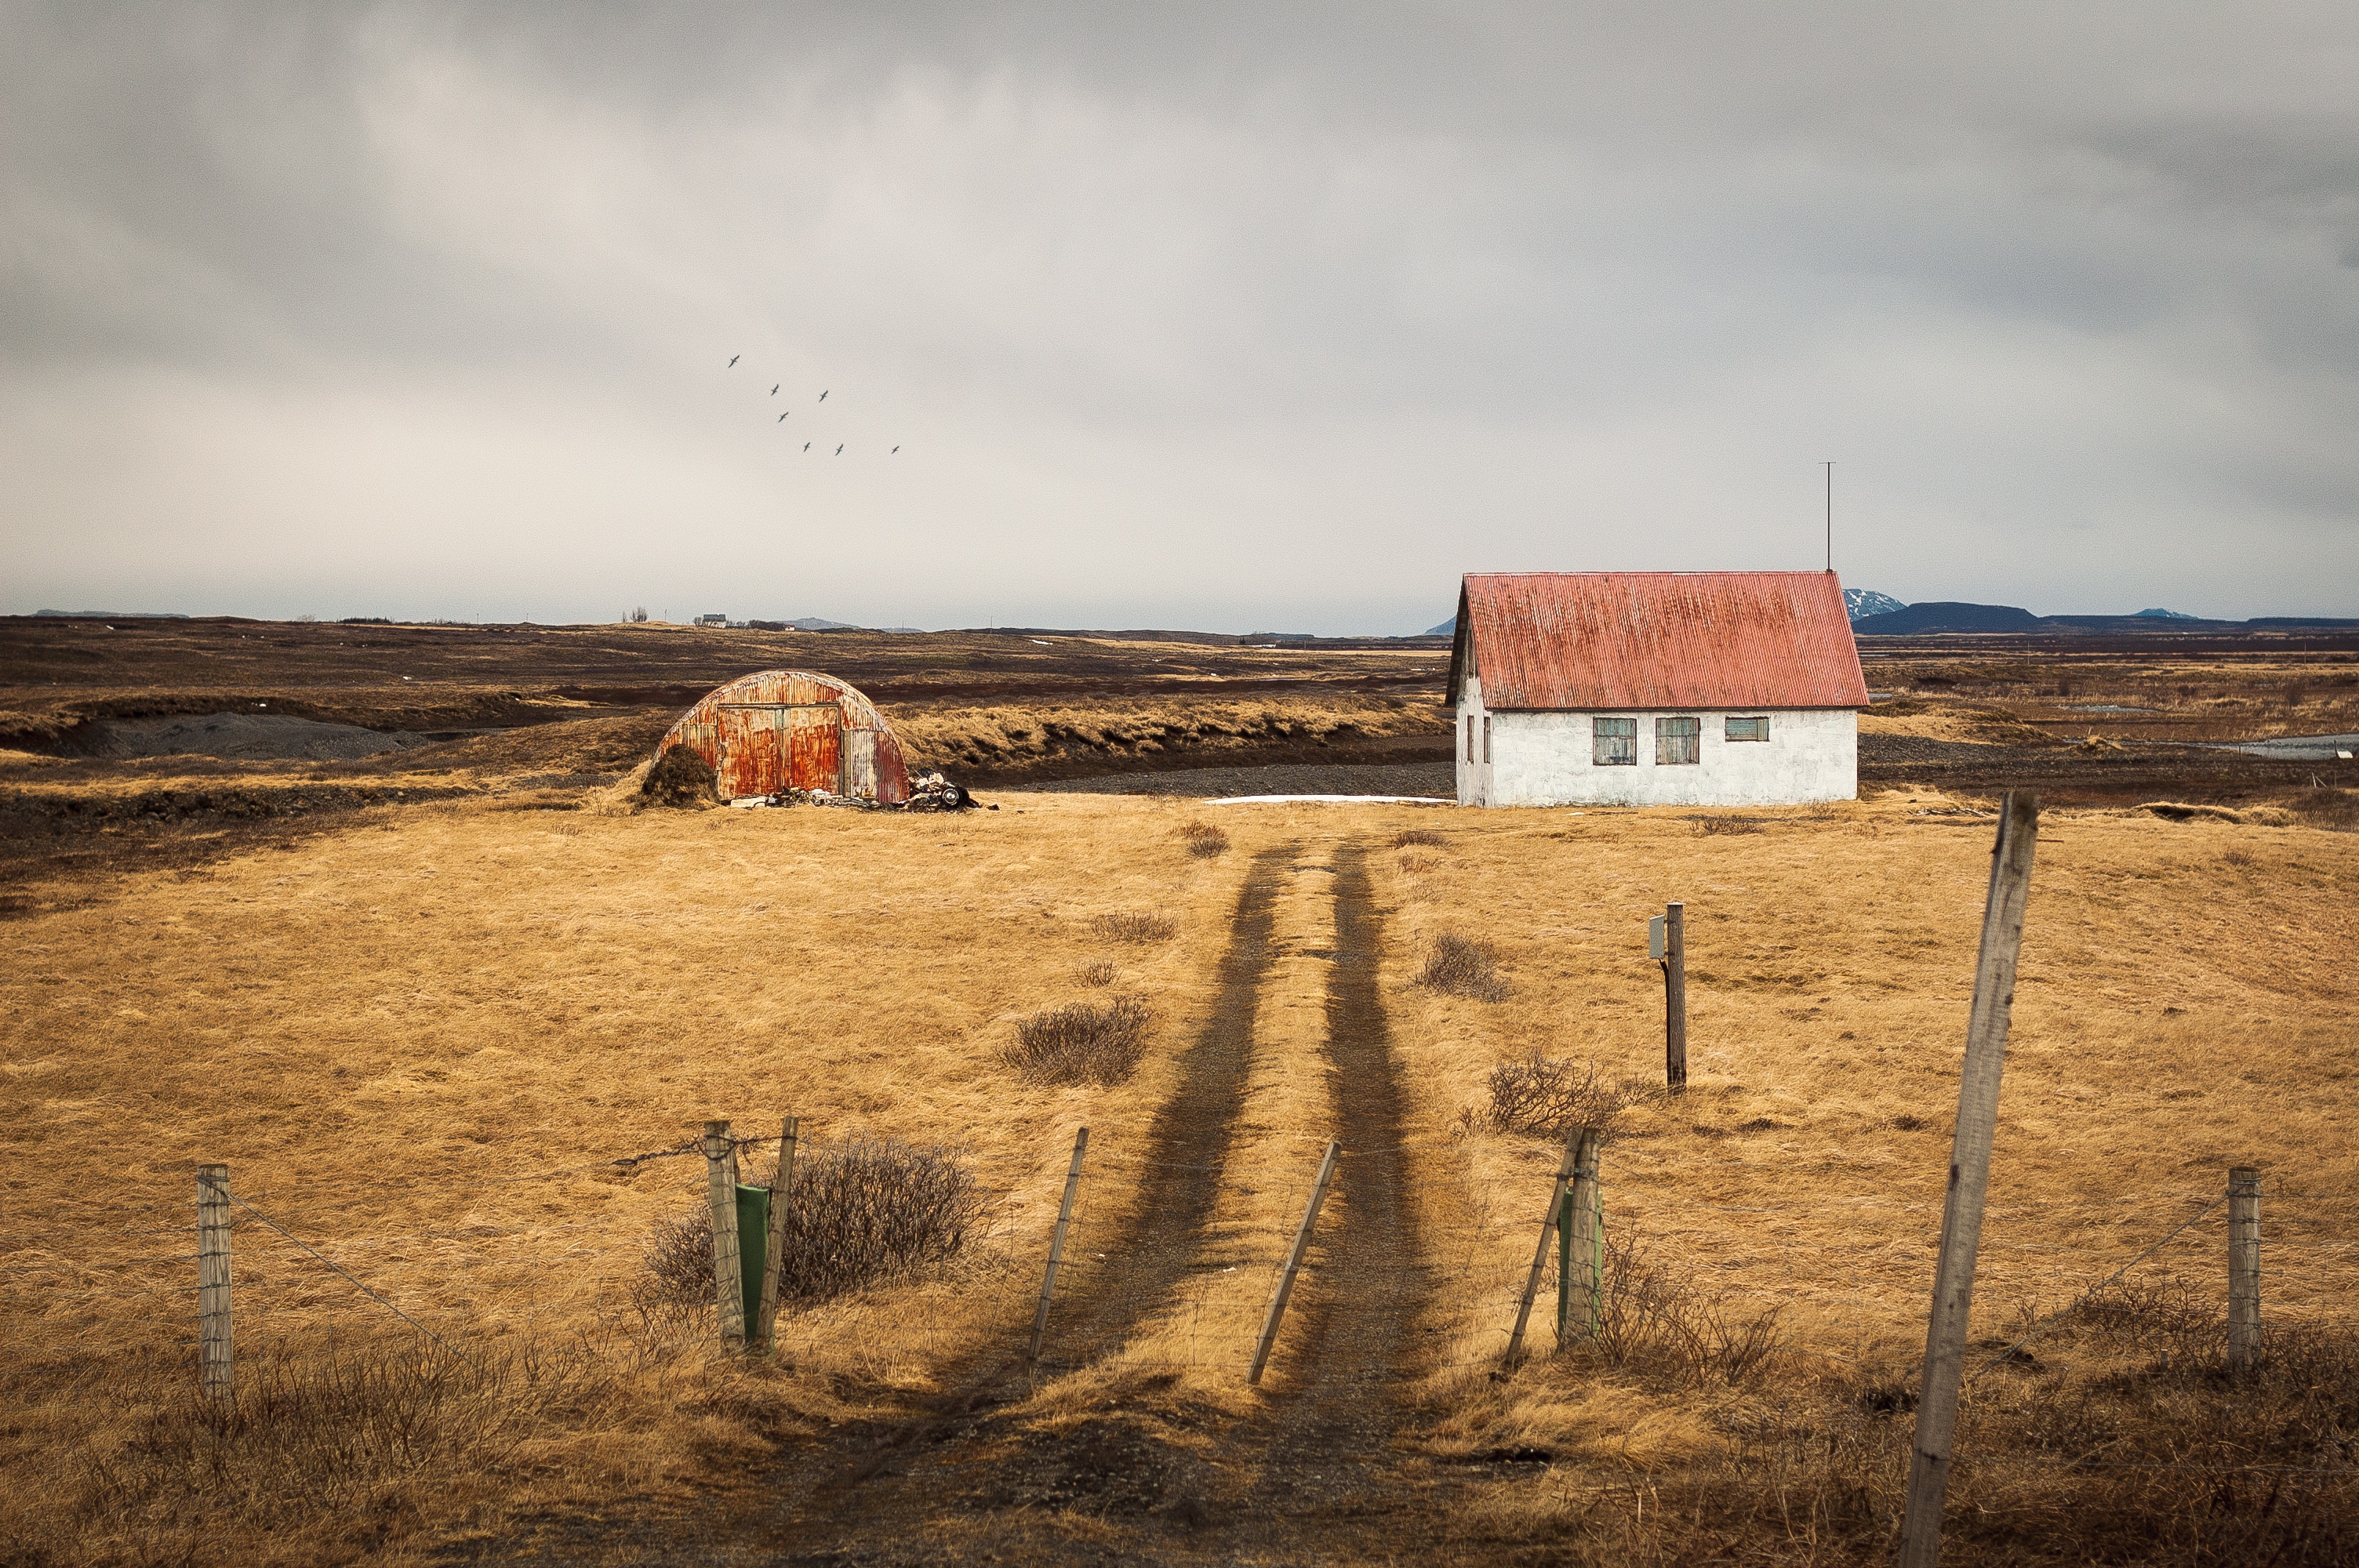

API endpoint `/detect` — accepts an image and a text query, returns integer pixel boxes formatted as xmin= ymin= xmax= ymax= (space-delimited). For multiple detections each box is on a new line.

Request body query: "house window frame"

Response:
xmin=1481 ymin=715 xmax=1492 ymax=763
xmin=1655 ymin=715 xmax=1702 ymax=765
xmin=1592 ymin=716 xmax=1637 ymax=766
xmin=1465 ymin=713 xmax=1475 ymax=762
xmin=1725 ymin=715 xmax=1770 ymax=742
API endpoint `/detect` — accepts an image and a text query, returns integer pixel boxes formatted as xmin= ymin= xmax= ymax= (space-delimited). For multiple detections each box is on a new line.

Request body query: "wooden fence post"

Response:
xmin=1028 ymin=1127 xmax=1089 ymax=1367
xmin=1250 ymin=1139 xmax=1341 ymax=1386
xmin=1664 ymin=901 xmax=1688 ymax=1091
xmin=198 ymin=1163 xmax=232 ymax=1400
xmin=1898 ymin=790 xmax=2041 ymax=1568
xmin=755 ymin=1116 xmax=798 ymax=1354
xmin=2228 ymin=1166 xmax=2261 ymax=1372
xmin=1506 ymin=1131 xmax=1587 ymax=1362
xmin=704 ymin=1120 xmax=746 ymax=1350
xmin=1558 ymin=1128 xmax=1603 ymax=1343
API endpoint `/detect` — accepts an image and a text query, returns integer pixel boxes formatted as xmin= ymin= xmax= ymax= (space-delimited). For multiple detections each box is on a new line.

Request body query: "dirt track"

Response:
xmin=469 ymin=837 xmax=1452 ymax=1566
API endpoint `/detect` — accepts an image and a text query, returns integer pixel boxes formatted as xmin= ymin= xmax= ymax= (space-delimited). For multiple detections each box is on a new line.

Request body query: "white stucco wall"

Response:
xmin=1456 ymin=677 xmax=1856 ymax=807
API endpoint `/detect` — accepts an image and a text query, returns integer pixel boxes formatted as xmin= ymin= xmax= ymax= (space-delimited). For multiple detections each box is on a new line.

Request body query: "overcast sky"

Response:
xmin=5 ymin=3 xmax=2355 ymax=632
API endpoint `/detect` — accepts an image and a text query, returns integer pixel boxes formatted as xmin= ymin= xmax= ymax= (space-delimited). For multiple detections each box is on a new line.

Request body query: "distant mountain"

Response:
xmin=1851 ymin=601 xmax=2044 ymax=634
xmin=1428 ymin=617 xmax=1456 ymax=636
xmin=2133 ymin=608 xmax=2197 ymax=619
xmin=1844 ymin=589 xmax=1905 ymax=623
xmin=35 ymin=608 xmax=189 ymax=619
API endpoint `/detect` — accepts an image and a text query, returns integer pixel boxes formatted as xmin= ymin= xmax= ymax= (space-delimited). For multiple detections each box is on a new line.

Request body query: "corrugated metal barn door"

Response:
xmin=784 ymin=706 xmax=844 ymax=793
xmin=841 ymin=728 xmax=879 ymax=798
xmin=718 ymin=703 xmax=844 ymax=798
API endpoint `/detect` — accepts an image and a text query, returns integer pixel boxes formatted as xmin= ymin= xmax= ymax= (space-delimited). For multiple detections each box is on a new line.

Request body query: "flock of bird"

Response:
xmin=728 ymin=354 xmax=899 ymax=456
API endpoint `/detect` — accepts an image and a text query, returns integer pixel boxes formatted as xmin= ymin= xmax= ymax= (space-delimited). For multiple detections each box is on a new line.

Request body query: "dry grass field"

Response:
xmin=6 ymin=763 xmax=2357 ymax=1564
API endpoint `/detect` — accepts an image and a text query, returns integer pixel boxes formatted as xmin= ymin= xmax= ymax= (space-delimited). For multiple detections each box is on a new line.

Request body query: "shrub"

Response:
xmin=1692 ymin=815 xmax=1765 ymax=835
xmin=1092 ymin=911 xmax=1177 ymax=944
xmin=1178 ymin=820 xmax=1230 ymax=858
xmin=1418 ymin=932 xmax=1507 ymax=1000
xmin=644 ymin=1137 xmax=987 ymax=1308
xmin=1074 ymin=959 xmax=1119 ymax=987
xmin=1393 ymin=828 xmax=1446 ymax=848
xmin=1474 ymin=1051 xmax=1656 ymax=1140
xmin=640 ymin=745 xmax=717 ymax=808
xmin=1002 ymin=996 xmax=1154 ymax=1086
xmin=1561 ymin=1225 xmax=1786 ymax=1388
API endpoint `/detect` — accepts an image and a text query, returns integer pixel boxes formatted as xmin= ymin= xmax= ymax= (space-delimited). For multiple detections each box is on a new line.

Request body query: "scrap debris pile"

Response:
xmin=722 ymin=771 xmax=987 ymax=813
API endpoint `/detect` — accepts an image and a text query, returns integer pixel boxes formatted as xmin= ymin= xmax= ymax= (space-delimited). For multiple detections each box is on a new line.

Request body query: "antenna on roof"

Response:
xmin=1823 ymin=461 xmax=1834 ymax=573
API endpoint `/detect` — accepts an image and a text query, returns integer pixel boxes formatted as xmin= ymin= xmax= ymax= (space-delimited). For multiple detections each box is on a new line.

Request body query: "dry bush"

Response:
xmin=645 ymin=1137 xmax=987 ymax=1308
xmin=1177 ymin=819 xmax=1230 ymax=858
xmin=2284 ymin=787 xmax=2359 ymax=832
xmin=2222 ymin=847 xmax=2255 ymax=867
xmin=1418 ymin=931 xmax=1507 ymax=1000
xmin=1690 ymin=815 xmax=1765 ymax=835
xmin=1568 ymin=1227 xmax=1787 ymax=1388
xmin=1074 ymin=958 xmax=1119 ymax=987
xmin=1473 ymin=1051 xmax=1659 ymax=1141
xmin=1394 ymin=828 xmax=1447 ymax=848
xmin=66 ymin=1338 xmax=620 ymax=1560
xmin=1001 ymin=996 xmax=1154 ymax=1087
xmin=640 ymin=744 xmax=717 ymax=808
xmin=1092 ymin=910 xmax=1177 ymax=944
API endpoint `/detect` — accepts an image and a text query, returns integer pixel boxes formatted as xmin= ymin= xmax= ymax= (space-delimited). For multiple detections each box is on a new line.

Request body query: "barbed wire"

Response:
xmin=223 ymin=1192 xmax=456 ymax=1355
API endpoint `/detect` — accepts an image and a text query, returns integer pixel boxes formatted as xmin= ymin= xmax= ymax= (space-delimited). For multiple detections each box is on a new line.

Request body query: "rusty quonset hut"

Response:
xmin=1448 ymin=572 xmax=1869 ymax=808
xmin=656 ymin=670 xmax=912 ymax=804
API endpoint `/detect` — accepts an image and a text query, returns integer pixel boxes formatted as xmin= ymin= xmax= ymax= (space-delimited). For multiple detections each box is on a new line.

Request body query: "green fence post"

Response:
xmin=736 ymin=1184 xmax=769 ymax=1339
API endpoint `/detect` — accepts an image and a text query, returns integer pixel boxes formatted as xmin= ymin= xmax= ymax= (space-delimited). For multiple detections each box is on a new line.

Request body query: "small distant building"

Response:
xmin=1448 ymin=572 xmax=1868 ymax=808
xmin=695 ymin=613 xmax=729 ymax=627
xmin=656 ymin=670 xmax=912 ymax=804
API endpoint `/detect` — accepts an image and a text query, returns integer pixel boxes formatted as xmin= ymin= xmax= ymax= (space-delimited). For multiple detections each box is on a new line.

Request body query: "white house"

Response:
xmin=1448 ymin=572 xmax=1868 ymax=808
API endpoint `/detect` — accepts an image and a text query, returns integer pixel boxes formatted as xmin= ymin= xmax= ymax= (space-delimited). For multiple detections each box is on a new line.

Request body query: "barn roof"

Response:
xmin=1446 ymin=572 xmax=1869 ymax=710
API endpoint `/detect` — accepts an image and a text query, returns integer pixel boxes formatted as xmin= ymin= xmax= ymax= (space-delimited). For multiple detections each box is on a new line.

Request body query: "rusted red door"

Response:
xmin=717 ymin=706 xmax=784 ymax=798
xmin=784 ymin=706 xmax=843 ymax=792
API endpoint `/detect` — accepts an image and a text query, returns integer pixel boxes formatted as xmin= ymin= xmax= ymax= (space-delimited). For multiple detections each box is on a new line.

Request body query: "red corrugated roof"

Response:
xmin=1447 ymin=572 xmax=1869 ymax=710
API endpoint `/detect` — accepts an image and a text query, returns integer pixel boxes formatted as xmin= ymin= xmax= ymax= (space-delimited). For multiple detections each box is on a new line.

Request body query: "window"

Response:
xmin=1656 ymin=716 xmax=1701 ymax=765
xmin=1465 ymin=714 xmax=1475 ymax=761
xmin=1593 ymin=716 xmax=1636 ymax=766
xmin=1725 ymin=715 xmax=1770 ymax=742
xmin=1481 ymin=716 xmax=1492 ymax=763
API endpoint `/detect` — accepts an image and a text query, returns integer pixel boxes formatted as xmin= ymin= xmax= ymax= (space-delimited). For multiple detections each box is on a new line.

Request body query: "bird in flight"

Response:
xmin=729 ymin=355 xmax=739 ymax=367
xmin=892 ymin=445 xmax=900 ymax=453
xmin=778 ymin=412 xmax=788 ymax=423
xmin=770 ymin=385 xmax=779 ymax=396
xmin=802 ymin=442 xmax=810 ymax=452
xmin=818 ymin=390 xmax=828 ymax=402
xmin=834 ymin=444 xmax=844 ymax=455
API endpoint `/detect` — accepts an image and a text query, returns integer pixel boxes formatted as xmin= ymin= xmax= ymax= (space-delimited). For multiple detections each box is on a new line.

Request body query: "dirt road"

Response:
xmin=486 ymin=837 xmax=1454 ymax=1565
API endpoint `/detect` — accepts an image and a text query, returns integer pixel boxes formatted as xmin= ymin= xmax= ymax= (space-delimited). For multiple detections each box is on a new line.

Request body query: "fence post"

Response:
xmin=1898 ymin=790 xmax=2041 ymax=1568
xmin=1664 ymin=901 xmax=1688 ymax=1091
xmin=1558 ymin=1127 xmax=1603 ymax=1344
xmin=1028 ymin=1127 xmax=1089 ymax=1367
xmin=1507 ymin=1131 xmax=1587 ymax=1362
xmin=704 ymin=1120 xmax=746 ymax=1351
xmin=756 ymin=1116 xmax=798 ymax=1355
xmin=1250 ymin=1139 xmax=1341 ymax=1386
xmin=2228 ymin=1166 xmax=2261 ymax=1372
xmin=198 ymin=1163 xmax=232 ymax=1400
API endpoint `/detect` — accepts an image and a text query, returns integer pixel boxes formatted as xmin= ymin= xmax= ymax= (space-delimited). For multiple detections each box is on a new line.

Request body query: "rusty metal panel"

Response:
xmin=1448 ymin=572 xmax=1870 ymax=712
xmin=655 ymin=670 xmax=914 ymax=804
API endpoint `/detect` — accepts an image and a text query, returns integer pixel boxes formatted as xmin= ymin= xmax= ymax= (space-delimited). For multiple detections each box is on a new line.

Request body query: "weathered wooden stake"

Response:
xmin=2228 ymin=1166 xmax=2262 ymax=1372
xmin=1897 ymin=790 xmax=2041 ymax=1568
xmin=1558 ymin=1128 xmax=1604 ymax=1343
xmin=704 ymin=1120 xmax=747 ymax=1350
xmin=1027 ymin=1127 xmax=1089 ymax=1367
xmin=1250 ymin=1139 xmax=1340 ymax=1385
xmin=756 ymin=1116 xmax=799 ymax=1354
xmin=1506 ymin=1131 xmax=1588 ymax=1362
xmin=198 ymin=1163 xmax=233 ymax=1400
xmin=1663 ymin=901 xmax=1688 ymax=1091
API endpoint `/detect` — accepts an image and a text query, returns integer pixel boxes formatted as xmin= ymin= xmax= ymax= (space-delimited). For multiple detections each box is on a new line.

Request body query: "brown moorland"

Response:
xmin=5 ymin=770 xmax=2355 ymax=1565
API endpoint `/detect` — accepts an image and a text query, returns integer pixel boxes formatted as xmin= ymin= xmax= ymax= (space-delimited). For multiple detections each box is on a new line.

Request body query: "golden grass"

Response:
xmin=5 ymin=786 xmax=2356 ymax=1561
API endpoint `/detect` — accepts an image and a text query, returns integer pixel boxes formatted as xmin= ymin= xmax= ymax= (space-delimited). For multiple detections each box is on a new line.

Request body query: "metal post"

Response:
xmin=2228 ymin=1167 xmax=2261 ymax=1372
xmin=1250 ymin=1140 xmax=1341 ymax=1385
xmin=704 ymin=1120 xmax=746 ymax=1349
xmin=1028 ymin=1127 xmax=1089 ymax=1367
xmin=1897 ymin=791 xmax=2041 ymax=1568
xmin=1664 ymin=902 xmax=1688 ymax=1091
xmin=198 ymin=1163 xmax=232 ymax=1399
